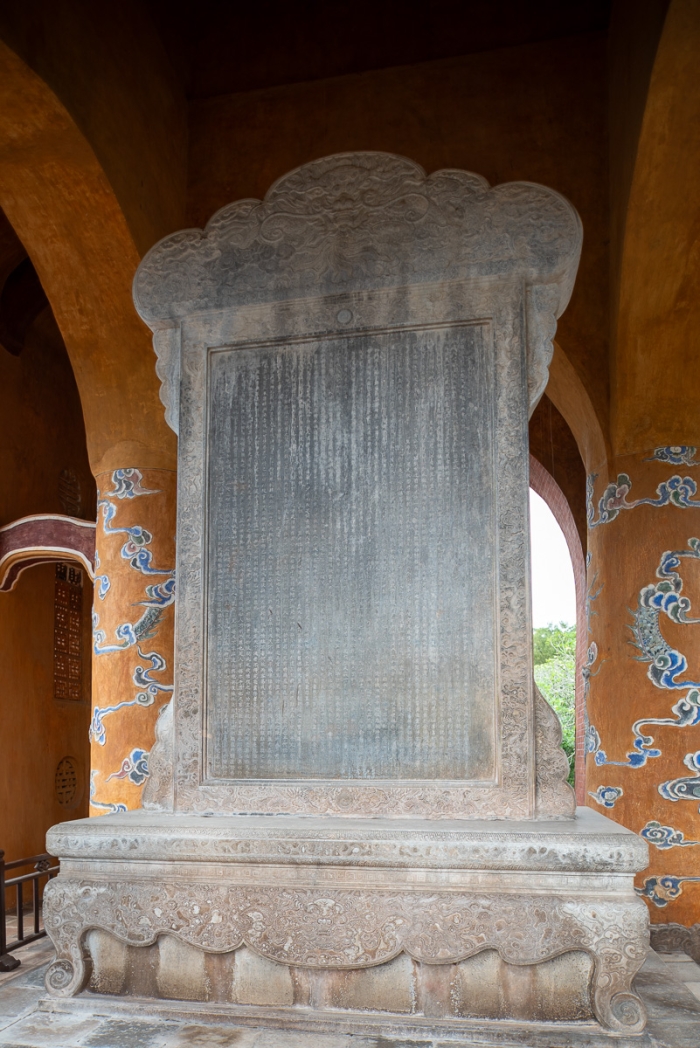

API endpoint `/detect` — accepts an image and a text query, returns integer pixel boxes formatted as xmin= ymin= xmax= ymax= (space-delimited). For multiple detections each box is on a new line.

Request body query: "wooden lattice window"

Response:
xmin=54 ymin=563 xmax=82 ymax=701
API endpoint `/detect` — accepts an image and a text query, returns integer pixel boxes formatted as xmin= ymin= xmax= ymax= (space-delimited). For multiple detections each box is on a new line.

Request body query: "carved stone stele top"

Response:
xmin=135 ymin=153 xmax=581 ymax=435
xmin=134 ymin=153 xmax=581 ymax=820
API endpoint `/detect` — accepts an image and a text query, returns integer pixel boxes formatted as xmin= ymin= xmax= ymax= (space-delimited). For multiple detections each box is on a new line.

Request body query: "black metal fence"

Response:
xmin=0 ymin=850 xmax=59 ymax=972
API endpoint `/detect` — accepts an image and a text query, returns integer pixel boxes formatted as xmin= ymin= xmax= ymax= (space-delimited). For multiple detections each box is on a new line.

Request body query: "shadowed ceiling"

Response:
xmin=146 ymin=0 xmax=612 ymax=98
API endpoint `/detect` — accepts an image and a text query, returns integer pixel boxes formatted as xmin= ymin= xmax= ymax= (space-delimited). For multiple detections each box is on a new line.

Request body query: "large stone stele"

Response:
xmin=43 ymin=154 xmax=649 ymax=1043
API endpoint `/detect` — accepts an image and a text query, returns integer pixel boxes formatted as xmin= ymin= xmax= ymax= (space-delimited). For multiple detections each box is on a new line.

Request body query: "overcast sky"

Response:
xmin=529 ymin=489 xmax=576 ymax=629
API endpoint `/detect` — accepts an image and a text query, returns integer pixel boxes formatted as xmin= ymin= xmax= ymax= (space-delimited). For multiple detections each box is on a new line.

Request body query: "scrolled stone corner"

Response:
xmin=606 ymin=991 xmax=648 ymax=1035
xmin=44 ymin=957 xmax=88 ymax=999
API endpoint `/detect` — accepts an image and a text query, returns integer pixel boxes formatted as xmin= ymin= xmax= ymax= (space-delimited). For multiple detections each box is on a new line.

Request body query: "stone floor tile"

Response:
xmin=81 ymin=1018 xmax=175 ymax=1048
xmin=163 ymin=1024 xmax=260 ymax=1047
xmin=253 ymin=1032 xmax=354 ymax=1048
xmin=5 ymin=970 xmax=46 ymax=993
xmin=0 ymin=943 xmax=54 ymax=991
xmin=0 ymin=1010 xmax=101 ymax=1046
xmin=633 ymin=955 xmax=700 ymax=1047
xmin=661 ymin=961 xmax=700 ymax=980
xmin=0 ymin=989 xmax=43 ymax=1020
xmin=684 ymin=981 xmax=700 ymax=1001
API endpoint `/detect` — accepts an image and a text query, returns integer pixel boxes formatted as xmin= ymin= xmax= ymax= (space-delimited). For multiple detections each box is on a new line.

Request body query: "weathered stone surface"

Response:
xmin=134 ymin=152 xmax=581 ymax=819
xmin=231 ymin=949 xmax=294 ymax=1008
xmin=157 ymin=937 xmax=207 ymax=1002
xmin=43 ymin=807 xmax=649 ymax=1033
xmin=46 ymin=806 xmax=647 ymax=870
xmin=86 ymin=930 xmax=127 ymax=997
xmin=9 ymin=951 xmax=700 ymax=1047
xmin=43 ymin=154 xmax=648 ymax=1038
xmin=207 ymin=325 xmax=497 ymax=783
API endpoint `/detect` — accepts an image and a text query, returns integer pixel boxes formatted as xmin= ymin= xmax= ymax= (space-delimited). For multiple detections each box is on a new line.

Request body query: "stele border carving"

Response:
xmin=43 ymin=877 xmax=648 ymax=1034
xmin=134 ymin=153 xmax=582 ymax=820
xmin=143 ymin=684 xmax=576 ymax=817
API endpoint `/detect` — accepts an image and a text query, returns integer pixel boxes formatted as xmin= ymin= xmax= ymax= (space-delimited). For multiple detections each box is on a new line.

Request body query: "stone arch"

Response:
xmin=0 ymin=39 xmax=175 ymax=475
xmin=546 ymin=340 xmax=609 ymax=477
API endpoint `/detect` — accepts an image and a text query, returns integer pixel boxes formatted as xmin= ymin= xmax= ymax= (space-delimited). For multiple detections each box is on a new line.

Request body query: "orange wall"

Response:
xmin=89 ymin=468 xmax=175 ymax=816
xmin=586 ymin=448 xmax=700 ymax=927
xmin=0 ymin=564 xmax=91 ymax=863
xmin=0 ymin=307 xmax=94 ymax=527
xmin=0 ymin=304 xmax=93 ymax=862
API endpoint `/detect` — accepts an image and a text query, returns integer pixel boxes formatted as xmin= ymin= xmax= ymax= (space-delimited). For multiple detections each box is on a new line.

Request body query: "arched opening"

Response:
xmin=0 ymin=561 xmax=93 ymax=858
xmin=530 ymin=457 xmax=587 ymax=802
xmin=0 ymin=200 xmax=94 ymax=894
xmin=529 ymin=367 xmax=593 ymax=805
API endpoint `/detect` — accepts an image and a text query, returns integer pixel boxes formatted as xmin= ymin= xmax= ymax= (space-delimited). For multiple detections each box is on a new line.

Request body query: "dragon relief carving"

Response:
xmin=43 ymin=877 xmax=647 ymax=1033
xmin=134 ymin=153 xmax=582 ymax=434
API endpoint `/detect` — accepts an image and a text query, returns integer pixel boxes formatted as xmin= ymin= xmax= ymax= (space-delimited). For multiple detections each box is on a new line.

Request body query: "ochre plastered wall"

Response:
xmin=608 ymin=0 xmax=670 ymax=331
xmin=0 ymin=0 xmax=188 ymax=257
xmin=89 ymin=469 xmax=175 ymax=815
xmin=0 ymin=296 xmax=93 ymax=860
xmin=0 ymin=306 xmax=94 ymax=527
xmin=0 ymin=564 xmax=91 ymax=863
xmin=584 ymin=0 xmax=700 ymax=932
xmin=586 ymin=448 xmax=700 ymax=927
xmin=613 ymin=0 xmax=700 ymax=456
xmin=0 ymin=38 xmax=177 ymax=476
xmin=0 ymin=13 xmax=182 ymax=824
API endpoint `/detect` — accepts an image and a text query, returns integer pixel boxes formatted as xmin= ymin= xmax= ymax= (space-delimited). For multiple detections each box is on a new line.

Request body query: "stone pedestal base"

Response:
xmin=43 ymin=808 xmax=649 ymax=1039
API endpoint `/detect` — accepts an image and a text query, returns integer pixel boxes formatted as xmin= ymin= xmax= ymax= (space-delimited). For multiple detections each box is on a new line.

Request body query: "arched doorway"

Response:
xmin=530 ymin=456 xmax=587 ymax=802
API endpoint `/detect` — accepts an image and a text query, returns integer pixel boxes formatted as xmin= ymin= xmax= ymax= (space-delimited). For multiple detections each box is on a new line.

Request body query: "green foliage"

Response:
xmin=534 ymin=624 xmax=576 ymax=787
xmin=533 ymin=623 xmax=576 ymax=665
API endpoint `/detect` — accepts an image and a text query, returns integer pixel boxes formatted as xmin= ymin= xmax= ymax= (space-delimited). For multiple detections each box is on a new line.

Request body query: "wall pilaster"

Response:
xmin=586 ymin=446 xmax=700 ymax=927
xmin=89 ymin=468 xmax=175 ymax=814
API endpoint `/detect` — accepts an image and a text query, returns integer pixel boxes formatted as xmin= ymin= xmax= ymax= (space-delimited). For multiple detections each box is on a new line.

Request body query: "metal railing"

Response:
xmin=0 ymin=850 xmax=59 ymax=972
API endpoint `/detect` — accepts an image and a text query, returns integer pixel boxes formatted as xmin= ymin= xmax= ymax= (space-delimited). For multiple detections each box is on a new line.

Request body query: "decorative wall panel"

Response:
xmin=53 ymin=563 xmax=83 ymax=701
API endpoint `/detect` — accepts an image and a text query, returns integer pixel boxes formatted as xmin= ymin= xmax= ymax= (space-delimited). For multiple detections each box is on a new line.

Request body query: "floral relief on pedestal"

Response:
xmin=43 ymin=876 xmax=648 ymax=1033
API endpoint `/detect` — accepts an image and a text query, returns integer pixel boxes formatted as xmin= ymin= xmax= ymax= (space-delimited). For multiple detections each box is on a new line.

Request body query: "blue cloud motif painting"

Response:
xmin=588 ymin=785 xmax=623 ymax=809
